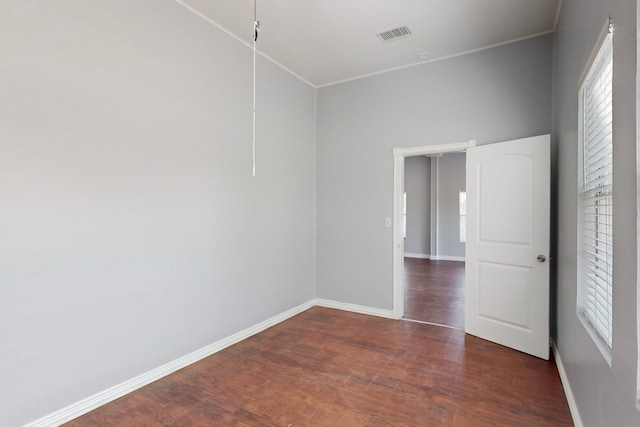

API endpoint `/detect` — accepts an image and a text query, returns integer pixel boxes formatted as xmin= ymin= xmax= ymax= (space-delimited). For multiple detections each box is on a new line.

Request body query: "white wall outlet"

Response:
xmin=384 ymin=217 xmax=392 ymax=228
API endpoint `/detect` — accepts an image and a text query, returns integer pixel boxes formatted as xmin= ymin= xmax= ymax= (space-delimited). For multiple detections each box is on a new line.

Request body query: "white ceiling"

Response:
xmin=177 ymin=0 xmax=560 ymax=87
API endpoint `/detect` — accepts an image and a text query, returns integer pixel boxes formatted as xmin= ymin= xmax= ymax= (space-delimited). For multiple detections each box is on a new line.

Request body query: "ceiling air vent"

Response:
xmin=376 ymin=26 xmax=412 ymax=43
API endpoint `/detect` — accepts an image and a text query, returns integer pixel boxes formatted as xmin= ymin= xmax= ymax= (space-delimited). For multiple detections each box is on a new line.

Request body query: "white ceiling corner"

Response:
xmin=177 ymin=0 xmax=560 ymax=88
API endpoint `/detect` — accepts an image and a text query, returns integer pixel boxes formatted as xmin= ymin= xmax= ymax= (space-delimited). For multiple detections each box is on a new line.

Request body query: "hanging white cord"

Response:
xmin=252 ymin=1 xmax=259 ymax=177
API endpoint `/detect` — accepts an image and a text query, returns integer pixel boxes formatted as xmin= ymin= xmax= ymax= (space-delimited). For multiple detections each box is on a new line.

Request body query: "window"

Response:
xmin=403 ymin=192 xmax=407 ymax=239
xmin=577 ymin=19 xmax=613 ymax=354
xmin=459 ymin=190 xmax=466 ymax=243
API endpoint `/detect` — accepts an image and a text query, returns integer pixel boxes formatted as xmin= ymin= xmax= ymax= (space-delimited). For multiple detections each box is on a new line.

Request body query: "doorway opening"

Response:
xmin=392 ymin=141 xmax=475 ymax=323
xmin=401 ymin=152 xmax=467 ymax=328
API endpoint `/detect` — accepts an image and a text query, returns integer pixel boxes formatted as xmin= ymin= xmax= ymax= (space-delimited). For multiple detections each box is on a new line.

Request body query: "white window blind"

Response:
xmin=578 ymin=25 xmax=613 ymax=350
xmin=459 ymin=190 xmax=466 ymax=243
xmin=403 ymin=192 xmax=407 ymax=239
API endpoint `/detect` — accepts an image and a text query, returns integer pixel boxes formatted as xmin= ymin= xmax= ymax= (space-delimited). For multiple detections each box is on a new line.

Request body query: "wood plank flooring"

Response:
xmin=65 ymin=307 xmax=572 ymax=426
xmin=404 ymin=258 xmax=465 ymax=328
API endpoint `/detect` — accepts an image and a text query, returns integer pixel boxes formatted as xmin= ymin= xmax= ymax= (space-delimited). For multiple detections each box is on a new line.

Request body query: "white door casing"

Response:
xmin=465 ymin=135 xmax=550 ymax=360
xmin=392 ymin=141 xmax=473 ymax=318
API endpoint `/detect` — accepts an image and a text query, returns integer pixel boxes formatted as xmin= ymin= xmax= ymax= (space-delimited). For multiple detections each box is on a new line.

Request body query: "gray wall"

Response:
xmin=0 ymin=1 xmax=316 ymax=426
xmin=435 ymin=153 xmax=466 ymax=259
xmin=404 ymin=157 xmax=431 ymax=255
xmin=316 ymin=35 xmax=553 ymax=309
xmin=553 ymin=0 xmax=640 ymax=425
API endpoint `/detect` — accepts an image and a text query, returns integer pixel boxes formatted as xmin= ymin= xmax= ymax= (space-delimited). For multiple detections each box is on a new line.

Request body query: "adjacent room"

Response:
xmin=403 ymin=153 xmax=466 ymax=328
xmin=2 ymin=0 xmax=639 ymax=426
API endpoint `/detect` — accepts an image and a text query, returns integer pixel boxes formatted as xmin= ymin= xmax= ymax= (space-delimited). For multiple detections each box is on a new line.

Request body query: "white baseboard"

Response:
xmin=403 ymin=253 xmax=465 ymax=262
xmin=430 ymin=255 xmax=465 ymax=262
xmin=404 ymin=253 xmax=431 ymax=259
xmin=314 ymin=298 xmax=398 ymax=319
xmin=24 ymin=300 xmax=315 ymax=427
xmin=552 ymin=341 xmax=583 ymax=427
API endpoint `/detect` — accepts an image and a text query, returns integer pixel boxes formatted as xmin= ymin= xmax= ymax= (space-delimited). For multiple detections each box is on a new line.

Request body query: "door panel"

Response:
xmin=465 ymin=135 xmax=550 ymax=360
xmin=478 ymin=262 xmax=531 ymax=329
xmin=478 ymin=155 xmax=533 ymax=244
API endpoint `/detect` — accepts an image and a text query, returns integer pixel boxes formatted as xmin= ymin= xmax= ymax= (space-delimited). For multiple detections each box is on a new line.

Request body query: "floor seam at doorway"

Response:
xmin=401 ymin=317 xmax=464 ymax=331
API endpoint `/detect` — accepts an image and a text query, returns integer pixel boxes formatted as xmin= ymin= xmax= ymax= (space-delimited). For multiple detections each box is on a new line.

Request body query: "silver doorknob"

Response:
xmin=537 ymin=255 xmax=546 ymax=262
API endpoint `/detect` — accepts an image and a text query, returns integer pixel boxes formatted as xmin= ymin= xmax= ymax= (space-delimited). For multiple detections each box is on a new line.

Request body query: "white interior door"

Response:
xmin=465 ymin=135 xmax=550 ymax=360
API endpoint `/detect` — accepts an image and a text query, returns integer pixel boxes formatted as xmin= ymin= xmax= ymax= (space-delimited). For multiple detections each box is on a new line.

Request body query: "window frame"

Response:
xmin=459 ymin=190 xmax=466 ymax=243
xmin=576 ymin=16 xmax=614 ymax=362
xmin=403 ymin=191 xmax=407 ymax=239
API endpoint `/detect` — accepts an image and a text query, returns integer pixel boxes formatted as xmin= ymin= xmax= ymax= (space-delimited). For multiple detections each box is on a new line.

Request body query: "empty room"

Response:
xmin=2 ymin=1 xmax=639 ymax=426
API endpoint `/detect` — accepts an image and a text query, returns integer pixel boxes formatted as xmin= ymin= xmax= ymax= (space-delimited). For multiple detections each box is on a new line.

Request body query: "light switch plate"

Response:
xmin=384 ymin=217 xmax=392 ymax=228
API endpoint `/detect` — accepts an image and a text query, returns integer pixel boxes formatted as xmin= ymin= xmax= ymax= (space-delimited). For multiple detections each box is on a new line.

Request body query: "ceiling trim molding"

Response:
xmin=317 ymin=29 xmax=555 ymax=88
xmin=553 ymin=0 xmax=564 ymax=31
xmin=176 ymin=0 xmax=317 ymax=88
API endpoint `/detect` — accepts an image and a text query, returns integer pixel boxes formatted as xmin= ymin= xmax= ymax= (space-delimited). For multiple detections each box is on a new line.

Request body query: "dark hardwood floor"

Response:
xmin=404 ymin=258 xmax=465 ymax=328
xmin=65 ymin=307 xmax=572 ymax=426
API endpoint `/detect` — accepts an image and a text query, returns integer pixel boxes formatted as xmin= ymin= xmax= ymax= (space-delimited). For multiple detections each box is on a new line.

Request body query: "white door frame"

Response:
xmin=392 ymin=140 xmax=476 ymax=319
